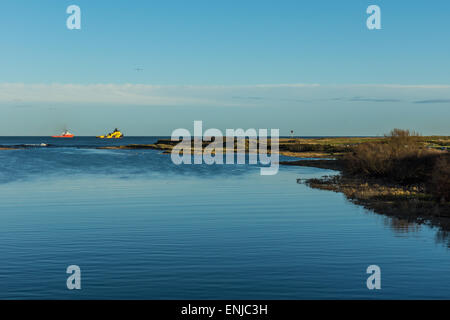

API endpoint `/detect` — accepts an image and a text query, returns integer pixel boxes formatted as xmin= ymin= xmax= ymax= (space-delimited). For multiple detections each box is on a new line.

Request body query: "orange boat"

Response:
xmin=52 ymin=130 xmax=74 ymax=138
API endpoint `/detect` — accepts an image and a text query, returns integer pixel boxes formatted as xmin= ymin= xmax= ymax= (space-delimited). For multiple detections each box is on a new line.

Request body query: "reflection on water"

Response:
xmin=384 ymin=218 xmax=450 ymax=248
xmin=384 ymin=217 xmax=421 ymax=234
xmin=436 ymin=230 xmax=450 ymax=248
xmin=0 ymin=137 xmax=449 ymax=299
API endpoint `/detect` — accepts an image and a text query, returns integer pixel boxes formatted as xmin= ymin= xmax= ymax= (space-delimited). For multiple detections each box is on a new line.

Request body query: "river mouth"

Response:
xmin=0 ymin=138 xmax=449 ymax=299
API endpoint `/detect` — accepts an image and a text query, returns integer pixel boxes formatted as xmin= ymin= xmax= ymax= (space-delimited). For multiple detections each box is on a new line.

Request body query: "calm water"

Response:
xmin=0 ymin=137 xmax=449 ymax=299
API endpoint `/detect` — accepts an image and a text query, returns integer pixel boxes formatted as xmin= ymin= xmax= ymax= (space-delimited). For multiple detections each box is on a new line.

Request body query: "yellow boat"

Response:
xmin=97 ymin=128 xmax=124 ymax=139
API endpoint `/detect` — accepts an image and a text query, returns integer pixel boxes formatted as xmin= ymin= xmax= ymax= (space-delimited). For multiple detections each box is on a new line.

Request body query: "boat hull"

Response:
xmin=52 ymin=135 xmax=74 ymax=138
xmin=96 ymin=136 xmax=123 ymax=139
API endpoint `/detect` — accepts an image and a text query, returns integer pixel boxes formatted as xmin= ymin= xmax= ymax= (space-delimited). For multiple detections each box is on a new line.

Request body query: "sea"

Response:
xmin=0 ymin=137 xmax=449 ymax=299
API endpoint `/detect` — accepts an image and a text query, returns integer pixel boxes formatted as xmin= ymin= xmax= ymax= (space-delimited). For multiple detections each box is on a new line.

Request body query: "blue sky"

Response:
xmin=0 ymin=0 xmax=449 ymax=135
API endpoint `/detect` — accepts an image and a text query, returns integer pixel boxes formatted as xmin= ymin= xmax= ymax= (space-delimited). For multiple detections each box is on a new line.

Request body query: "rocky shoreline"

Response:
xmin=280 ymin=158 xmax=450 ymax=233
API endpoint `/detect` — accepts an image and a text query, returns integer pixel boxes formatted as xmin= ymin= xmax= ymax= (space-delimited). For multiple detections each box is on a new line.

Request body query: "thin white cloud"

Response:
xmin=0 ymin=83 xmax=449 ymax=107
xmin=349 ymin=84 xmax=450 ymax=89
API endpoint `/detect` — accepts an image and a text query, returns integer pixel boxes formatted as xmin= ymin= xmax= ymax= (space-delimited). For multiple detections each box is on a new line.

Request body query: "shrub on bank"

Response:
xmin=344 ymin=129 xmax=449 ymax=201
xmin=430 ymin=155 xmax=450 ymax=202
xmin=344 ymin=129 xmax=425 ymax=181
